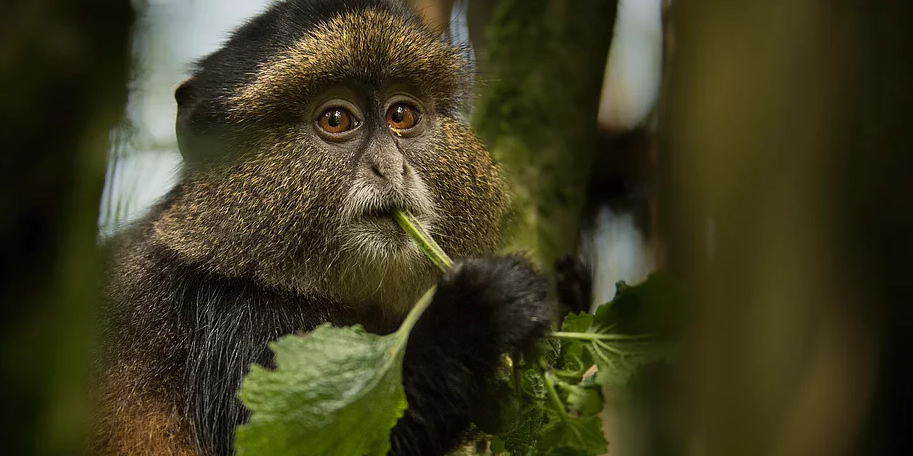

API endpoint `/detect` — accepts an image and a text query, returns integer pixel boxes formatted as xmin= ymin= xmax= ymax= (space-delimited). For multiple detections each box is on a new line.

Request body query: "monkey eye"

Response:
xmin=386 ymin=103 xmax=419 ymax=130
xmin=317 ymin=108 xmax=357 ymax=134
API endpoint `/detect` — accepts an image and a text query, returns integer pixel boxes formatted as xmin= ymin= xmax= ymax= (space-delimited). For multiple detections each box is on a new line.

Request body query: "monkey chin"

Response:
xmin=331 ymin=212 xmax=440 ymax=323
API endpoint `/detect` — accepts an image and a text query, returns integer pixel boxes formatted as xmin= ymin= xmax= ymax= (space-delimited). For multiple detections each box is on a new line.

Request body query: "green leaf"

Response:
xmin=551 ymin=273 xmax=680 ymax=387
xmin=561 ymin=384 xmax=603 ymax=417
xmin=553 ymin=339 xmax=592 ymax=381
xmin=235 ymin=324 xmax=408 ymax=456
xmin=589 ymin=339 xmax=669 ymax=386
xmin=520 ymin=369 xmax=547 ymax=400
xmin=554 ymin=312 xmax=595 ymax=381
xmin=534 ymin=337 xmax=562 ymax=368
xmin=593 ymin=272 xmax=681 ymax=336
xmin=490 ymin=435 xmax=507 ymax=454
xmin=500 ymin=404 xmax=546 ymax=456
xmin=536 ymin=414 xmax=607 ymax=456
xmin=560 ymin=311 xmax=593 ymax=333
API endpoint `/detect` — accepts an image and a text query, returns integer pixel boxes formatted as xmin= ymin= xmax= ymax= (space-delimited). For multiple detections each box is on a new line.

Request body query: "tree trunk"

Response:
xmin=473 ymin=0 xmax=619 ymax=271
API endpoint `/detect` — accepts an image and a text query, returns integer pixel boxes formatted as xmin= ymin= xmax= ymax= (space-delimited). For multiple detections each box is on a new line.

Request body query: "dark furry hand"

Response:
xmin=389 ymin=255 xmax=552 ymax=455
xmin=412 ymin=255 xmax=553 ymax=372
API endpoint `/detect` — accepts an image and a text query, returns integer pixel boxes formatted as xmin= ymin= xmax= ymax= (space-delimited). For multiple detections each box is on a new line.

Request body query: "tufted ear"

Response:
xmin=175 ymin=78 xmax=200 ymax=162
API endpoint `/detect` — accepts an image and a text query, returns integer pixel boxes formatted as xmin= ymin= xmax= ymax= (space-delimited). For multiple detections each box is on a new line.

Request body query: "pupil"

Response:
xmin=392 ymin=107 xmax=405 ymax=123
xmin=328 ymin=111 xmax=341 ymax=127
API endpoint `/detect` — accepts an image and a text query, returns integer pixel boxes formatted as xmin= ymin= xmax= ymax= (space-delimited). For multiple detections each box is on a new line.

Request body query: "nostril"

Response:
xmin=402 ymin=162 xmax=409 ymax=177
xmin=371 ymin=163 xmax=384 ymax=179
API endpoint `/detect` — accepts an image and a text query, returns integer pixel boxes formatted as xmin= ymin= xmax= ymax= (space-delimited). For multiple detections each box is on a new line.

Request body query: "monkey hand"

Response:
xmin=419 ymin=255 xmax=552 ymax=363
xmin=389 ymin=255 xmax=552 ymax=456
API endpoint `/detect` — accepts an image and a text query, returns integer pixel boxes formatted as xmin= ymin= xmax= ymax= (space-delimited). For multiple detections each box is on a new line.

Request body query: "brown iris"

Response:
xmin=386 ymin=103 xmax=419 ymax=130
xmin=318 ymin=108 xmax=354 ymax=134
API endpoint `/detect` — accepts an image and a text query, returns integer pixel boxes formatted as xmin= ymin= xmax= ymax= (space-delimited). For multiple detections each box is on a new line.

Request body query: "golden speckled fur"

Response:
xmin=229 ymin=8 xmax=470 ymax=121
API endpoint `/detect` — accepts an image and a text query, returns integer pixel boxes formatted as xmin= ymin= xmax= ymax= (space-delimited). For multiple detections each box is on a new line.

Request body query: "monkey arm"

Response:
xmin=389 ymin=256 xmax=552 ymax=456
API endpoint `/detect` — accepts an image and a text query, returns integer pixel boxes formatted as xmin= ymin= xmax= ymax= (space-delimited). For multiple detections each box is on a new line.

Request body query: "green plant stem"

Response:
xmin=396 ymin=286 xmax=437 ymax=340
xmin=392 ymin=209 xmax=453 ymax=272
xmin=594 ymin=340 xmax=631 ymax=357
xmin=392 ymin=209 xmax=452 ymax=341
xmin=543 ymin=371 xmax=568 ymax=420
xmin=551 ymin=332 xmax=656 ymax=341
xmin=588 ymin=345 xmax=616 ymax=369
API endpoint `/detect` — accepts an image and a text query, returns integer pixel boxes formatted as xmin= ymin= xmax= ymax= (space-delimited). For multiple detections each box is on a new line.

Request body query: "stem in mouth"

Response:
xmin=391 ymin=209 xmax=453 ymax=272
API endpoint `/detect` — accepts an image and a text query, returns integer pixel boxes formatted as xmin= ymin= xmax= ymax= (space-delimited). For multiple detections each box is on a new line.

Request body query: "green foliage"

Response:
xmin=485 ymin=273 xmax=678 ymax=455
xmin=562 ymin=383 xmax=603 ymax=417
xmin=536 ymin=414 xmax=607 ymax=456
xmin=235 ymin=286 xmax=437 ymax=456
xmin=235 ymin=212 xmax=677 ymax=455
xmin=235 ymin=273 xmax=677 ymax=455
xmin=235 ymin=325 xmax=407 ymax=456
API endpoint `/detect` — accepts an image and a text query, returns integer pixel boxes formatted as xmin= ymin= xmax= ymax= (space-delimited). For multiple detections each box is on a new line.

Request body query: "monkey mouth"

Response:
xmin=344 ymin=194 xmax=436 ymax=245
xmin=344 ymin=188 xmax=432 ymax=222
xmin=362 ymin=200 xmax=432 ymax=222
xmin=342 ymin=164 xmax=437 ymax=222
xmin=338 ymin=189 xmax=440 ymax=270
xmin=341 ymin=180 xmax=438 ymax=251
xmin=363 ymin=203 xmax=399 ymax=219
xmin=359 ymin=202 xmax=420 ymax=234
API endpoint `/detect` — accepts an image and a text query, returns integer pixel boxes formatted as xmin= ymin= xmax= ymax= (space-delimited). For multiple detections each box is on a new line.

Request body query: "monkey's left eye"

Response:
xmin=386 ymin=104 xmax=420 ymax=130
xmin=317 ymin=108 xmax=357 ymax=134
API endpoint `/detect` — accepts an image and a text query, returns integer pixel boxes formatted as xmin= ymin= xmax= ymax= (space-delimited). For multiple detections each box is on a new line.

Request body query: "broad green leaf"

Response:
xmin=593 ymin=272 xmax=681 ymax=335
xmin=235 ymin=324 xmax=407 ymax=456
xmin=590 ymin=340 xmax=670 ymax=386
xmin=552 ymin=273 xmax=679 ymax=387
xmin=555 ymin=312 xmax=595 ymax=381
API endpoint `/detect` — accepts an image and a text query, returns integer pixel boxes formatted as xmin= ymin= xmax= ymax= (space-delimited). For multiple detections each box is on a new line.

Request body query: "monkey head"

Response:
xmin=153 ymin=0 xmax=509 ymax=316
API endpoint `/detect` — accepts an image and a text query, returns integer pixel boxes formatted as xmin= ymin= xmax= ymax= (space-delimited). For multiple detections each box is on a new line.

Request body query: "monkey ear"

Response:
xmin=175 ymin=78 xmax=200 ymax=162
xmin=175 ymin=79 xmax=197 ymax=107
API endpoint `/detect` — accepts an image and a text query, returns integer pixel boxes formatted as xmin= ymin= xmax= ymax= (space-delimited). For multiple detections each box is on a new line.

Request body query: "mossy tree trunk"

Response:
xmin=472 ymin=0 xmax=618 ymax=271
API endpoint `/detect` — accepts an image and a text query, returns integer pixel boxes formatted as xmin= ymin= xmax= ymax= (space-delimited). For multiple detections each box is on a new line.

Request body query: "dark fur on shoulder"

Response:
xmin=100 ymin=220 xmax=352 ymax=455
xmin=97 ymin=1 xmax=551 ymax=455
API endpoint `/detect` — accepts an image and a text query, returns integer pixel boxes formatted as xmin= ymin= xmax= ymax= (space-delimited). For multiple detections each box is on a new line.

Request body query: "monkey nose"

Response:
xmin=366 ymin=153 xmax=410 ymax=187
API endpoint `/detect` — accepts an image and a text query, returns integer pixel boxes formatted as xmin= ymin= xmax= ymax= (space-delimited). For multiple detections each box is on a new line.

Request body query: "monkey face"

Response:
xmin=308 ymin=88 xmax=440 ymax=253
xmin=154 ymin=2 xmax=508 ymax=312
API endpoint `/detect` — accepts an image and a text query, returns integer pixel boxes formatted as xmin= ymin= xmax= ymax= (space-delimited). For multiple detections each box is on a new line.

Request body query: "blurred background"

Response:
xmin=2 ymin=0 xmax=911 ymax=455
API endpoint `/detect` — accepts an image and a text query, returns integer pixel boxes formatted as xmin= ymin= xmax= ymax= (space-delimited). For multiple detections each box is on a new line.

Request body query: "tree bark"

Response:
xmin=473 ymin=0 xmax=619 ymax=271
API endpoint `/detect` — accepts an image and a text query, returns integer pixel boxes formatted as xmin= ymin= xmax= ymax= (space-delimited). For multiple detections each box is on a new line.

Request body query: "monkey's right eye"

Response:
xmin=317 ymin=108 xmax=357 ymax=134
